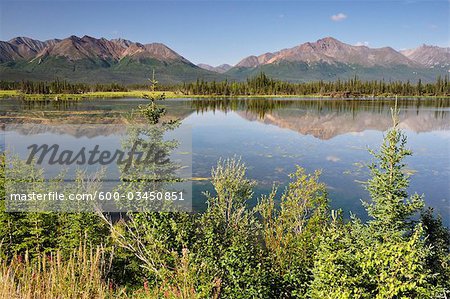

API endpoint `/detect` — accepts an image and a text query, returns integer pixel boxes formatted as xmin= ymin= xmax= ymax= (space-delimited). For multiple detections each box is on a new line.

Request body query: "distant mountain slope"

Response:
xmin=198 ymin=63 xmax=232 ymax=73
xmin=0 ymin=35 xmax=223 ymax=84
xmin=401 ymin=45 xmax=450 ymax=67
xmin=236 ymin=53 xmax=275 ymax=68
xmin=235 ymin=37 xmax=417 ymax=67
xmin=228 ymin=37 xmax=448 ymax=82
xmin=0 ymin=41 xmax=23 ymax=62
xmin=0 ymin=35 xmax=448 ymax=84
xmin=8 ymin=37 xmax=48 ymax=59
xmin=226 ymin=61 xmax=443 ymax=83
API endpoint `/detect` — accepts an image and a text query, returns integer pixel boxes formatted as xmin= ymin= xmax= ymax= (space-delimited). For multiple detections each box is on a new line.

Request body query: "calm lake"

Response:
xmin=1 ymin=97 xmax=449 ymax=224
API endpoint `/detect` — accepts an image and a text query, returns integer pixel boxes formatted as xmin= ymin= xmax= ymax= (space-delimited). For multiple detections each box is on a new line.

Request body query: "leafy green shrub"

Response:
xmin=257 ymin=167 xmax=329 ymax=298
xmin=311 ymin=215 xmax=437 ymax=298
xmin=193 ymin=158 xmax=270 ymax=298
xmin=421 ymin=207 xmax=450 ymax=297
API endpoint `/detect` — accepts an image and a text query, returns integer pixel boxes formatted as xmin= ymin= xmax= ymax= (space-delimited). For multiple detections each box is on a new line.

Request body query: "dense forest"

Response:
xmin=0 ymin=80 xmax=128 ymax=94
xmin=1 ymin=73 xmax=449 ymax=96
xmin=178 ymin=73 xmax=450 ymax=97
xmin=0 ymin=99 xmax=449 ymax=298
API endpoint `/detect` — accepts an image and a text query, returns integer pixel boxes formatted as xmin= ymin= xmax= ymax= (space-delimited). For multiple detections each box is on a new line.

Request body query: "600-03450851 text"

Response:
xmin=8 ymin=191 xmax=186 ymax=201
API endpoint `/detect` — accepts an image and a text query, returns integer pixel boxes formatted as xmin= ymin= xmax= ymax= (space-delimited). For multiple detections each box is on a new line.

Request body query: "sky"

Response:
xmin=0 ymin=0 xmax=448 ymax=66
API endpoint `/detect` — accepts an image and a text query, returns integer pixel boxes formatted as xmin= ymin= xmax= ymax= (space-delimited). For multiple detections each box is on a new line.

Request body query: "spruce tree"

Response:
xmin=311 ymin=103 xmax=439 ymax=298
xmin=363 ymin=104 xmax=424 ymax=233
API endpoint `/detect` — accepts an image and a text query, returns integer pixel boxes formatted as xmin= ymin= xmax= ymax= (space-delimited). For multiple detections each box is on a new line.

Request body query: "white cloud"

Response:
xmin=355 ymin=41 xmax=369 ymax=47
xmin=331 ymin=13 xmax=347 ymax=22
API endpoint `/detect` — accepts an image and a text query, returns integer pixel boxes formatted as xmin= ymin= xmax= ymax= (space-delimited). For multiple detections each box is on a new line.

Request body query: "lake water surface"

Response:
xmin=1 ymin=97 xmax=449 ymax=224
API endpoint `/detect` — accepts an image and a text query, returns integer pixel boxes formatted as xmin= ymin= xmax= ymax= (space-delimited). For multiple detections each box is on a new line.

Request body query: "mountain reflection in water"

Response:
xmin=2 ymin=97 xmax=449 ymax=224
xmin=190 ymin=98 xmax=450 ymax=139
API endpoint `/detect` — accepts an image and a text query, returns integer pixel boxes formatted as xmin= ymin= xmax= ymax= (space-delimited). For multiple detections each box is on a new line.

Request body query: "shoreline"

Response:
xmin=0 ymin=90 xmax=448 ymax=100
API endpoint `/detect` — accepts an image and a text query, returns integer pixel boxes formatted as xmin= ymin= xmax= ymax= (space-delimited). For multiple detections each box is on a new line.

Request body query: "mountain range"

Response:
xmin=198 ymin=63 xmax=232 ymax=73
xmin=0 ymin=35 xmax=448 ymax=84
xmin=0 ymin=35 xmax=220 ymax=84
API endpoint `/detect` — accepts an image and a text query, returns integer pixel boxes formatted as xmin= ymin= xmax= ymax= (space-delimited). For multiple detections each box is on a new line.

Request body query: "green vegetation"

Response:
xmin=0 ymin=80 xmax=181 ymax=100
xmin=0 ymin=102 xmax=449 ymax=298
xmin=310 ymin=109 xmax=440 ymax=298
xmin=0 ymin=89 xmax=181 ymax=100
xmin=1 ymin=73 xmax=449 ymax=100
xmin=0 ymin=80 xmax=127 ymax=94
xmin=179 ymin=73 xmax=450 ymax=97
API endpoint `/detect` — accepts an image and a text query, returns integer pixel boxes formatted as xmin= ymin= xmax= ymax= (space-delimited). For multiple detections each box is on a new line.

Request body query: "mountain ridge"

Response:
xmin=400 ymin=44 xmax=450 ymax=67
xmin=228 ymin=37 xmax=449 ymax=82
xmin=0 ymin=35 xmax=221 ymax=84
xmin=198 ymin=63 xmax=232 ymax=73
xmin=0 ymin=35 xmax=448 ymax=83
xmin=235 ymin=37 xmax=423 ymax=68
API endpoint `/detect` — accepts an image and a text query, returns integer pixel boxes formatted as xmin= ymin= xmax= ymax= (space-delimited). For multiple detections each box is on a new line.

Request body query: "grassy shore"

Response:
xmin=0 ymin=90 xmax=329 ymax=100
xmin=0 ymin=90 xmax=181 ymax=100
xmin=0 ymin=89 xmax=446 ymax=100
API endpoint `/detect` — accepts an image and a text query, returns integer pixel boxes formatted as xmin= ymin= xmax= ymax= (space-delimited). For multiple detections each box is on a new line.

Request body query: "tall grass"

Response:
xmin=131 ymin=248 xmax=198 ymax=299
xmin=0 ymin=243 xmax=199 ymax=299
xmin=0 ymin=245 xmax=126 ymax=299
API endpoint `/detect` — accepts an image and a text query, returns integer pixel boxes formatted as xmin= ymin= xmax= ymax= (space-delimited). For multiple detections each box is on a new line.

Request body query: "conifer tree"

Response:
xmin=363 ymin=104 xmax=424 ymax=233
xmin=311 ymin=103 xmax=439 ymax=298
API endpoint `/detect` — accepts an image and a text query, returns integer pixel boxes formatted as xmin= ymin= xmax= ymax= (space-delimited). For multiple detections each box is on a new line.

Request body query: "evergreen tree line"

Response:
xmin=177 ymin=73 xmax=450 ymax=97
xmin=1 ymin=73 xmax=449 ymax=96
xmin=0 ymin=80 xmax=128 ymax=94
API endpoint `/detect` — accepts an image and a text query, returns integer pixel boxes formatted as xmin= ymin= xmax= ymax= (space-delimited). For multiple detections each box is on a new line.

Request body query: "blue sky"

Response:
xmin=0 ymin=0 xmax=448 ymax=65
